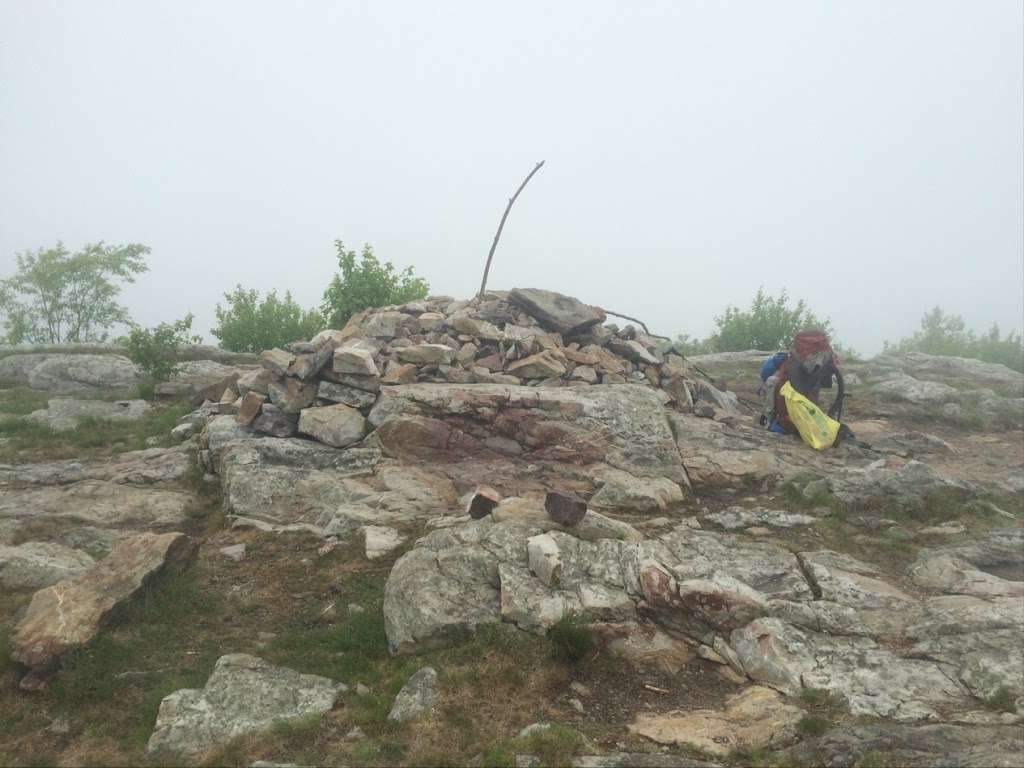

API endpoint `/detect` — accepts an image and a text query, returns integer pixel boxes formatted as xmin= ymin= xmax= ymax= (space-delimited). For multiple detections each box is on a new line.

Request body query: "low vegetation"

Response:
xmin=983 ymin=686 xmax=1018 ymax=714
xmin=672 ymin=287 xmax=835 ymax=355
xmin=124 ymin=315 xmax=202 ymax=382
xmin=0 ymin=396 xmax=191 ymax=462
xmin=547 ymin=615 xmax=597 ymax=665
xmin=321 ymin=240 xmax=430 ymax=329
xmin=212 ymin=287 xmax=324 ymax=353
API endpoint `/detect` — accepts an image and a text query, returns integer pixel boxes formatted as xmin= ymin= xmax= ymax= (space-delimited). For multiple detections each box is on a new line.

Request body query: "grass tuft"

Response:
xmin=983 ymin=686 xmax=1018 ymax=714
xmin=548 ymin=615 xmax=596 ymax=665
xmin=517 ymin=723 xmax=585 ymax=766
xmin=0 ymin=400 xmax=191 ymax=461
xmin=797 ymin=713 xmax=832 ymax=737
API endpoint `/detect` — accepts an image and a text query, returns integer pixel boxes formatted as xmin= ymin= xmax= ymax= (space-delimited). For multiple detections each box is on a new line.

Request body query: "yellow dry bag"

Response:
xmin=779 ymin=381 xmax=841 ymax=451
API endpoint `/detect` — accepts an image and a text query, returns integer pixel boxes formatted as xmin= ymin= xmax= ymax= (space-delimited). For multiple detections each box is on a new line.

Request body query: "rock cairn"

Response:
xmin=213 ymin=287 xmax=736 ymax=450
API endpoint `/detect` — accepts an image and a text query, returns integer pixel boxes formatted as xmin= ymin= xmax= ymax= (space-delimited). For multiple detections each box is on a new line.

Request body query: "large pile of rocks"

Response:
xmin=217 ymin=288 xmax=737 ymax=450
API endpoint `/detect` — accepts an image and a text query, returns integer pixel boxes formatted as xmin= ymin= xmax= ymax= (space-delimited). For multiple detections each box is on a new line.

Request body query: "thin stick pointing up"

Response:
xmin=478 ymin=160 xmax=545 ymax=298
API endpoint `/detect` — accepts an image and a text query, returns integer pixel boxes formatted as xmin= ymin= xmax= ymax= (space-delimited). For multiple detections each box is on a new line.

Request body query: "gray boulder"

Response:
xmin=0 ymin=541 xmax=94 ymax=589
xmin=154 ymin=360 xmax=244 ymax=404
xmin=367 ymin=383 xmax=687 ymax=493
xmin=387 ymin=666 xmax=437 ymax=722
xmin=298 ymin=404 xmax=366 ymax=448
xmin=147 ymin=654 xmax=345 ymax=758
xmin=216 ymin=439 xmax=463 ymax=537
xmin=871 ymin=372 xmax=959 ymax=404
xmin=729 ymin=616 xmax=972 ymax=721
xmin=11 ymin=532 xmax=196 ymax=677
xmin=0 ymin=353 xmax=138 ymax=393
xmin=783 ymin=723 xmax=1024 ymax=768
xmin=26 ymin=398 xmax=152 ymax=432
xmin=317 ymin=380 xmax=377 ymax=409
xmin=508 ymin=288 xmax=607 ymax=336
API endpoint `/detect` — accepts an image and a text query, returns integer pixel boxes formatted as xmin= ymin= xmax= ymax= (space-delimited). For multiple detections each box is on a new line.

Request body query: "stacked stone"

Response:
xmin=230 ymin=287 xmax=731 ymax=449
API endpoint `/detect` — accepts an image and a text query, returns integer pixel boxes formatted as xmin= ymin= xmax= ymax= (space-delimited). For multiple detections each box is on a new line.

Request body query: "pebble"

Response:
xmin=569 ymin=681 xmax=591 ymax=697
xmin=219 ymin=543 xmax=246 ymax=562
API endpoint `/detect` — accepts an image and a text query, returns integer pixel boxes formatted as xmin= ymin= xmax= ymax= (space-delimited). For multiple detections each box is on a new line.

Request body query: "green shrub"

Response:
xmin=125 ymin=315 xmax=201 ymax=382
xmin=518 ymin=724 xmax=585 ymax=766
xmin=321 ymin=241 xmax=429 ymax=329
xmin=548 ymin=614 xmax=596 ymax=664
xmin=671 ymin=288 xmax=835 ymax=354
xmin=212 ymin=286 xmax=324 ymax=353
xmin=983 ymin=686 xmax=1018 ymax=713
xmin=797 ymin=714 xmax=832 ymax=737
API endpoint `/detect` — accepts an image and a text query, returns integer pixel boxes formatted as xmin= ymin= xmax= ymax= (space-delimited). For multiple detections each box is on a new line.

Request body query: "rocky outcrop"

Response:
xmin=154 ymin=359 xmax=245 ymax=404
xmin=729 ymin=616 xmax=972 ymax=720
xmin=0 ymin=445 xmax=193 ymax=489
xmin=630 ymin=686 xmax=803 ymax=756
xmin=383 ymin=511 xmax=1024 ymax=724
xmin=0 ymin=353 xmax=139 ymax=393
xmin=10 ymin=532 xmax=196 ymax=681
xmin=0 ymin=447 xmax=196 ymax=547
xmin=783 ymin=723 xmax=1024 ymax=768
xmin=909 ymin=529 xmax=1024 ymax=597
xmin=0 ymin=541 xmax=94 ymax=589
xmin=0 ymin=351 xmax=253 ymax=399
xmin=383 ymin=517 xmax=811 ymax=653
xmin=215 ymin=432 xmax=460 ymax=536
xmin=871 ymin=371 xmax=960 ymax=404
xmin=876 ymin=352 xmax=1024 ymax=390
xmin=368 ymin=383 xmax=687 ymax=493
xmin=147 ymin=654 xmax=346 ymax=758
xmin=26 ymin=398 xmax=152 ymax=431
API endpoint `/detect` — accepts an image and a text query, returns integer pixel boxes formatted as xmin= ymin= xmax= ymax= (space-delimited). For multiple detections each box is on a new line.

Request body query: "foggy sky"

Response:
xmin=2 ymin=0 xmax=1022 ymax=355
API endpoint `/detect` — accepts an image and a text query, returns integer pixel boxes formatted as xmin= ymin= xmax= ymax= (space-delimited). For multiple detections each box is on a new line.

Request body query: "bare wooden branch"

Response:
xmin=600 ymin=309 xmax=670 ymax=340
xmin=478 ymin=160 xmax=545 ymax=298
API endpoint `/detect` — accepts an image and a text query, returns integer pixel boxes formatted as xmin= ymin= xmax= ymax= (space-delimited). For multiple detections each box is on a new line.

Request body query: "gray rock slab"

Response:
xmin=0 ymin=541 xmax=94 ymax=589
xmin=387 ymin=666 xmax=437 ymax=722
xmin=703 ymin=506 xmax=816 ymax=530
xmin=0 ymin=353 xmax=139 ymax=393
xmin=783 ymin=722 xmax=1024 ymax=768
xmin=508 ymin=288 xmax=607 ymax=336
xmin=26 ymin=398 xmax=152 ymax=432
xmin=147 ymin=654 xmax=346 ymax=758
xmin=368 ymin=383 xmax=687 ymax=487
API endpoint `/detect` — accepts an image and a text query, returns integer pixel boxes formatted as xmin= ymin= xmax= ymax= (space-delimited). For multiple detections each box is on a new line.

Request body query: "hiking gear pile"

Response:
xmin=760 ymin=330 xmax=847 ymax=449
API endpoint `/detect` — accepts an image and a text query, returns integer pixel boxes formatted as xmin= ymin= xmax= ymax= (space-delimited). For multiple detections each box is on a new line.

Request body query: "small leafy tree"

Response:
xmin=0 ymin=242 xmax=149 ymax=343
xmin=212 ymin=286 xmax=324 ymax=353
xmin=125 ymin=315 xmax=202 ymax=382
xmin=885 ymin=307 xmax=1024 ymax=372
xmin=321 ymin=241 xmax=430 ymax=329
xmin=706 ymin=288 xmax=833 ymax=352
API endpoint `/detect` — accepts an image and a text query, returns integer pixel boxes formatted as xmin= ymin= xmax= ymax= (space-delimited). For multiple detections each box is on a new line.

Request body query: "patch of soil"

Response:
xmin=564 ymin=654 xmax=742 ymax=728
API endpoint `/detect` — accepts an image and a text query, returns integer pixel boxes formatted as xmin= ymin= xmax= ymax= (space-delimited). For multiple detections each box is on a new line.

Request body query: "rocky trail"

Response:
xmin=0 ymin=289 xmax=1021 ymax=767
